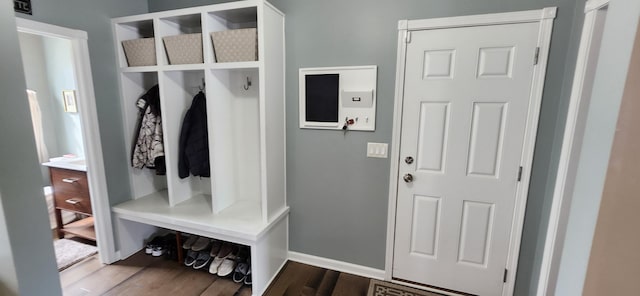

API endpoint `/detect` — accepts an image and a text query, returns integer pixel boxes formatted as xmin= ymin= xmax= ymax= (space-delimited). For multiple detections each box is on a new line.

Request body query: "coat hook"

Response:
xmin=198 ymin=78 xmax=205 ymax=91
xmin=243 ymin=76 xmax=252 ymax=90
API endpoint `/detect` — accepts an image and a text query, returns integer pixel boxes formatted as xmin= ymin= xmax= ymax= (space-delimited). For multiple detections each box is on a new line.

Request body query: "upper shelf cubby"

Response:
xmin=157 ymin=14 xmax=203 ymax=66
xmin=115 ymin=19 xmax=155 ymax=40
xmin=205 ymin=7 xmax=258 ymax=64
xmin=115 ymin=19 xmax=155 ymax=68
xmin=207 ymin=7 xmax=258 ymax=30
xmin=158 ymin=13 xmax=202 ymax=35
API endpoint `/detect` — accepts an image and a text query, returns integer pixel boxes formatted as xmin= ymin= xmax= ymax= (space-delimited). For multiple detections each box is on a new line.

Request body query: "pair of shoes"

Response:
xmin=232 ymin=249 xmax=252 ymax=285
xmin=182 ymin=235 xmax=211 ymax=252
xmin=145 ymin=236 xmax=163 ymax=255
xmin=209 ymin=242 xmax=241 ymax=276
xmin=145 ymin=233 xmax=175 ymax=257
xmin=184 ymin=239 xmax=221 ymax=270
xmin=183 ymin=235 xmax=213 ymax=268
xmin=184 ymin=248 xmax=212 ymax=269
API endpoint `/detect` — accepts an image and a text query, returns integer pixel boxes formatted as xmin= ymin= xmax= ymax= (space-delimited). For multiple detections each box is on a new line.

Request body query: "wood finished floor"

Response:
xmin=60 ymin=252 xmax=371 ymax=296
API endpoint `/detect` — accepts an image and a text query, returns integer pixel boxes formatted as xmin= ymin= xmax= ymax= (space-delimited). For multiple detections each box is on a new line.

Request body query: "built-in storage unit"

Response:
xmin=111 ymin=1 xmax=286 ymax=295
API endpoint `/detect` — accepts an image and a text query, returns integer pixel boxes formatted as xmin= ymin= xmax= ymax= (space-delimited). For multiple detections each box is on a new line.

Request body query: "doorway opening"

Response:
xmin=15 ymin=18 xmax=117 ymax=271
xmin=18 ymin=31 xmax=98 ymax=270
xmin=386 ymin=8 xmax=556 ymax=296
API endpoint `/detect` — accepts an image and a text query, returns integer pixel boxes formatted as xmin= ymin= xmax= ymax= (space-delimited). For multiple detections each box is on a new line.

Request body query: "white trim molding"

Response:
xmin=15 ymin=18 xmax=117 ymax=264
xmin=288 ymin=251 xmax=386 ymax=280
xmin=404 ymin=7 xmax=556 ymax=31
xmin=387 ymin=8 xmax=556 ymax=296
xmin=585 ymin=0 xmax=610 ymax=12
xmin=15 ymin=18 xmax=87 ymax=40
xmin=537 ymin=1 xmax=610 ymax=295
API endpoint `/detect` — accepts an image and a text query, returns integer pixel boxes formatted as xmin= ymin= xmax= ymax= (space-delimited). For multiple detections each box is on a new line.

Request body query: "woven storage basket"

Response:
xmin=122 ymin=38 xmax=157 ymax=67
xmin=162 ymin=33 xmax=203 ymax=64
xmin=211 ymin=28 xmax=258 ymax=63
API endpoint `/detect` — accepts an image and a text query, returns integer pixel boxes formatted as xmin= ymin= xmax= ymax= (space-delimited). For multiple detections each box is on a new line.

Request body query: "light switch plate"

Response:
xmin=367 ymin=142 xmax=388 ymax=158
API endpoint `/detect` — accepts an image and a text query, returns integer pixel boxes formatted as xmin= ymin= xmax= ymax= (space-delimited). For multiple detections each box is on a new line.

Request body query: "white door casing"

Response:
xmin=537 ymin=0 xmax=609 ymax=294
xmin=387 ymin=9 xmax=556 ymax=296
xmin=15 ymin=18 xmax=117 ymax=264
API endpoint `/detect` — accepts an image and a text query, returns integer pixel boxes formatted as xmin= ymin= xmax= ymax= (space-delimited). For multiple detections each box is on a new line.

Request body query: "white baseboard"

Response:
xmin=288 ymin=251 xmax=385 ymax=280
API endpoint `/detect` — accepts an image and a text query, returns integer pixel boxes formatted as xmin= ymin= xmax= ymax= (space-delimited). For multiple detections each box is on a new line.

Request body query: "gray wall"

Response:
xmin=0 ymin=0 xmax=61 ymax=294
xmin=555 ymin=0 xmax=640 ymax=294
xmin=18 ymin=33 xmax=87 ymax=185
xmin=148 ymin=1 xmax=583 ymax=295
xmin=0 ymin=199 xmax=19 ymax=295
xmin=17 ymin=33 xmax=60 ymax=159
xmin=15 ymin=0 xmax=149 ymax=208
xmin=42 ymin=36 xmax=85 ymax=158
xmin=18 ymin=33 xmax=60 ymax=183
xmin=1 ymin=0 xmax=147 ymax=294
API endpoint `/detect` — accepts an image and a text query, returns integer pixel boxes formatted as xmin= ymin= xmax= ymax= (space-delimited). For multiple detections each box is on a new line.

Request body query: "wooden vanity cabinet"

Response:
xmin=49 ymin=167 xmax=96 ymax=241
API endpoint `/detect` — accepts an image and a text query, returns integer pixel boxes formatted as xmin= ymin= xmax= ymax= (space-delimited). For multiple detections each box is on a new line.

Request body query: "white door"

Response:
xmin=393 ymin=22 xmax=540 ymax=295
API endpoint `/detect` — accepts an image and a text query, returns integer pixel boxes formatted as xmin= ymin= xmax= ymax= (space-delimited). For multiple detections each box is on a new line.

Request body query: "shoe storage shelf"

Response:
xmin=111 ymin=1 xmax=286 ymax=295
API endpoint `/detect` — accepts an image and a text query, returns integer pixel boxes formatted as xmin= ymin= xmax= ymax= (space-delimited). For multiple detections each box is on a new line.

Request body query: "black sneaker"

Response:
xmin=152 ymin=245 xmax=165 ymax=257
xmin=184 ymin=250 xmax=198 ymax=267
xmin=244 ymin=266 xmax=252 ymax=285
xmin=145 ymin=236 xmax=163 ymax=255
xmin=232 ymin=262 xmax=249 ymax=283
xmin=193 ymin=250 xmax=212 ymax=270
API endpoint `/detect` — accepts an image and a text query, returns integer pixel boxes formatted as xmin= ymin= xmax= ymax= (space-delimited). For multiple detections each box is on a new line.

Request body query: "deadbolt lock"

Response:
xmin=405 ymin=156 xmax=414 ymax=164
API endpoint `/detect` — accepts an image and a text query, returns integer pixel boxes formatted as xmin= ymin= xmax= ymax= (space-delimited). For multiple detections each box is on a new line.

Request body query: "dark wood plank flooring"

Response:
xmin=60 ymin=252 xmax=371 ymax=296
xmin=263 ymin=261 xmax=370 ymax=296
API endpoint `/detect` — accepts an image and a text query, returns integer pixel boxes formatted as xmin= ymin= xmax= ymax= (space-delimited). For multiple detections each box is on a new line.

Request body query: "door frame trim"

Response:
xmin=536 ymin=1 xmax=609 ymax=295
xmin=15 ymin=18 xmax=118 ymax=264
xmin=385 ymin=8 xmax=556 ymax=296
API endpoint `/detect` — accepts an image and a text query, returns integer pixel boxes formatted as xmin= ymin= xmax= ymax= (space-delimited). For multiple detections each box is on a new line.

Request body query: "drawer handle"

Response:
xmin=62 ymin=178 xmax=79 ymax=183
xmin=65 ymin=199 xmax=80 ymax=205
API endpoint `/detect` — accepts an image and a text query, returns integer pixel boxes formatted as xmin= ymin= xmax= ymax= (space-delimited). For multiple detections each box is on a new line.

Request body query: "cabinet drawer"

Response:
xmin=50 ymin=168 xmax=89 ymax=196
xmin=54 ymin=191 xmax=92 ymax=214
xmin=50 ymin=168 xmax=92 ymax=214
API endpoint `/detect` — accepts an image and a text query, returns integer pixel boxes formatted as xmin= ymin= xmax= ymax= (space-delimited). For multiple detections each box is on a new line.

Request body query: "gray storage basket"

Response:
xmin=211 ymin=28 xmax=258 ymax=63
xmin=162 ymin=33 xmax=204 ymax=65
xmin=122 ymin=37 xmax=157 ymax=67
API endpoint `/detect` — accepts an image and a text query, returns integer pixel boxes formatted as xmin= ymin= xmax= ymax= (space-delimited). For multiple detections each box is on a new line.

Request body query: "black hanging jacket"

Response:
xmin=178 ymin=91 xmax=210 ymax=178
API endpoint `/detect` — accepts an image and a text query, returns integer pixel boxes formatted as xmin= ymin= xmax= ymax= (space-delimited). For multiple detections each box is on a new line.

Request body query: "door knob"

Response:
xmin=405 ymin=156 xmax=414 ymax=164
xmin=403 ymin=173 xmax=414 ymax=183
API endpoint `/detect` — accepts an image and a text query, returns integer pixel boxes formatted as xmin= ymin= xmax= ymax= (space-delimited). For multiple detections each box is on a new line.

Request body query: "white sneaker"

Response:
xmin=217 ymin=246 xmax=240 ymax=277
xmin=209 ymin=256 xmax=224 ymax=274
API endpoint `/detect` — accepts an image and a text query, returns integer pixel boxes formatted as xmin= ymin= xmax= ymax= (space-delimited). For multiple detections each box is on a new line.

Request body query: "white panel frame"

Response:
xmin=15 ymin=18 xmax=118 ymax=264
xmin=409 ymin=195 xmax=441 ymax=257
xmin=261 ymin=2 xmax=287 ymax=223
xmin=416 ymin=102 xmax=450 ymax=173
xmin=386 ymin=8 xmax=556 ymax=296
xmin=298 ymin=65 xmax=377 ymax=131
xmin=536 ymin=1 xmax=609 ymax=295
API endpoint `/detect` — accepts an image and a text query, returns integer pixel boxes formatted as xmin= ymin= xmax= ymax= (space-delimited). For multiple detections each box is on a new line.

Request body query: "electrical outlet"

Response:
xmin=367 ymin=142 xmax=388 ymax=158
